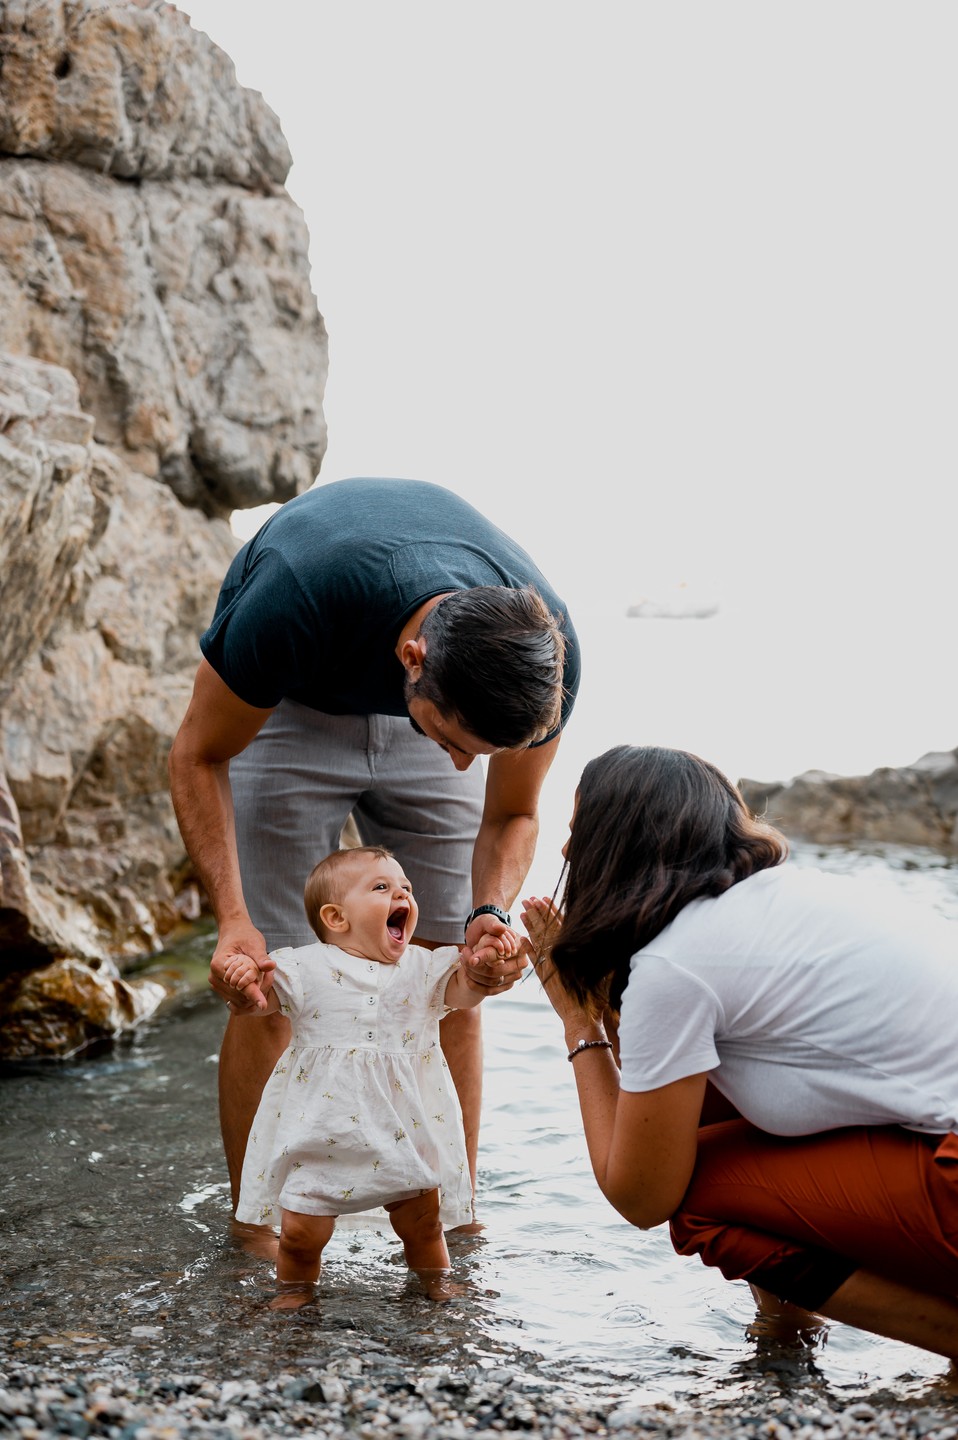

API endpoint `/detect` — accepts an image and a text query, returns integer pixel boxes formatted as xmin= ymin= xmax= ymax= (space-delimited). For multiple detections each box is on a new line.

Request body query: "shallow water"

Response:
xmin=1 ymin=842 xmax=957 ymax=1410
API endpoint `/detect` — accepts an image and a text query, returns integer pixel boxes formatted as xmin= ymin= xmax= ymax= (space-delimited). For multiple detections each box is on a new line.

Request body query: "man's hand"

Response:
xmin=460 ymin=921 xmax=521 ymax=992
xmin=463 ymin=910 xmax=520 ymax=955
xmin=208 ymin=922 xmax=274 ymax=1013
xmin=459 ymin=942 xmax=529 ymax=996
xmin=211 ymin=952 xmax=271 ymax=1012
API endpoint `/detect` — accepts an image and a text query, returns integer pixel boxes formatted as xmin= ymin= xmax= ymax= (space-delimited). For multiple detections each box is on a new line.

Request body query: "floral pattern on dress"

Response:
xmin=234 ymin=942 xmax=473 ymax=1230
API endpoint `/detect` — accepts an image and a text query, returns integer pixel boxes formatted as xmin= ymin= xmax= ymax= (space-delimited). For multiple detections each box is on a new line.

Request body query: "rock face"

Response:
xmin=739 ymin=750 xmax=958 ymax=854
xmin=0 ymin=1 xmax=327 ymax=514
xmin=0 ymin=0 xmax=328 ymax=1057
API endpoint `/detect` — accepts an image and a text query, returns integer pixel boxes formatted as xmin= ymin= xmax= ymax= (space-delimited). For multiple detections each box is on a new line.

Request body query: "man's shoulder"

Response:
xmin=274 ymin=477 xmax=465 ymax=522
xmin=253 ymin=479 xmax=488 ymax=574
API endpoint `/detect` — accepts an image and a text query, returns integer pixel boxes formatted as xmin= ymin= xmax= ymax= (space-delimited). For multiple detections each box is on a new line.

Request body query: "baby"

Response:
xmin=213 ymin=845 xmax=526 ymax=1307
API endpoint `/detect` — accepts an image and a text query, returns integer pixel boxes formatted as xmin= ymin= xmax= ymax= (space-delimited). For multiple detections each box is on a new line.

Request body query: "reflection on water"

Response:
xmin=0 ymin=843 xmax=956 ymax=1408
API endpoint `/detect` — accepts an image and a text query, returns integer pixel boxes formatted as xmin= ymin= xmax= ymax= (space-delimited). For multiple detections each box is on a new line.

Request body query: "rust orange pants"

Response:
xmin=670 ymin=1121 xmax=958 ymax=1311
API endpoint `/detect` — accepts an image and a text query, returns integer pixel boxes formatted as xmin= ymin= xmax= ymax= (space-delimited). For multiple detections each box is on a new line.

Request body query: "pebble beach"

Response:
xmin=2 ymin=1345 xmax=956 ymax=1440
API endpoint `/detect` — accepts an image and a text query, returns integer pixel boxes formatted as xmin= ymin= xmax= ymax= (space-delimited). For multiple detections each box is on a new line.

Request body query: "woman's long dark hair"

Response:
xmin=550 ymin=745 xmax=788 ymax=1014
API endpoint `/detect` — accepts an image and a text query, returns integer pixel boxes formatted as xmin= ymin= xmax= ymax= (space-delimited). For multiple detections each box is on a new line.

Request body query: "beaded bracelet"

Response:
xmin=567 ymin=1038 xmax=613 ymax=1062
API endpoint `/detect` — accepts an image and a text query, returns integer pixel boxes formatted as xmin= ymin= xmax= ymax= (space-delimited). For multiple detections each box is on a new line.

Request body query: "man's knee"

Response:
xmin=219 ymin=1013 xmax=291 ymax=1123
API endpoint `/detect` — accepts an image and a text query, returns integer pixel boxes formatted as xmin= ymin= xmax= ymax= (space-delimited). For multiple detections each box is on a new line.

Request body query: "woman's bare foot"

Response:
xmin=747 ymin=1283 xmax=828 ymax=1345
xmin=930 ymin=1360 xmax=958 ymax=1395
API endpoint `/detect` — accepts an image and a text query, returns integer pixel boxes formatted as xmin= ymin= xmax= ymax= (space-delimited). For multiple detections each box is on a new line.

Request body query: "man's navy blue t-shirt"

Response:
xmin=200 ymin=477 xmax=580 ymax=745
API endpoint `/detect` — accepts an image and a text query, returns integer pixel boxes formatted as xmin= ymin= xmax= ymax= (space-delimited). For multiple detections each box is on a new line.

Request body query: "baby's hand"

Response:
xmin=462 ymin=943 xmax=529 ymax=995
xmin=210 ymin=952 xmax=269 ymax=1012
xmin=519 ymin=896 xmax=562 ymax=957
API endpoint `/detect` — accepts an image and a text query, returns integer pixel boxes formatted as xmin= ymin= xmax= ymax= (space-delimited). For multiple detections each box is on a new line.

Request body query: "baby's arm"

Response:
xmin=444 ymin=943 xmax=528 ymax=1009
xmin=210 ymin=952 xmax=280 ymax=1014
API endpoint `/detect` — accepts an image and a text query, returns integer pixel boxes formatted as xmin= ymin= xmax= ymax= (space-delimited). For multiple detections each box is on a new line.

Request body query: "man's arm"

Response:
xmin=462 ymin=736 xmax=561 ymax=981
xmin=168 ymin=657 xmax=277 ymax=995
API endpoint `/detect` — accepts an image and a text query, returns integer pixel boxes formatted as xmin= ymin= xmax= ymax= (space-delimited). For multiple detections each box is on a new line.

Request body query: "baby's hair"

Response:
xmin=304 ymin=845 xmax=395 ymax=940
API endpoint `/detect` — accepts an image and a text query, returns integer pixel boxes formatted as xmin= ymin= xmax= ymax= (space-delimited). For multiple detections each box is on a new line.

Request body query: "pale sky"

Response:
xmin=180 ymin=1 xmax=956 ymax=791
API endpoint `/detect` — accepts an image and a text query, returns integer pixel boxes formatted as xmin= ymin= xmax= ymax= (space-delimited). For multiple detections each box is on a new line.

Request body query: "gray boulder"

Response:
xmin=740 ymin=750 xmax=958 ymax=855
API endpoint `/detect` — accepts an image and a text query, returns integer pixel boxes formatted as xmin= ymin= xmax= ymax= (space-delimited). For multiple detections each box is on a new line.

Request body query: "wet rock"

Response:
xmin=740 ymin=749 xmax=958 ymax=854
xmin=0 ymin=954 xmax=169 ymax=1061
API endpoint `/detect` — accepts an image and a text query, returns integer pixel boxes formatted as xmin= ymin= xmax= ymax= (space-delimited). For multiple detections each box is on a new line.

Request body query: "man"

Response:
xmin=169 ymin=476 xmax=580 ymax=1213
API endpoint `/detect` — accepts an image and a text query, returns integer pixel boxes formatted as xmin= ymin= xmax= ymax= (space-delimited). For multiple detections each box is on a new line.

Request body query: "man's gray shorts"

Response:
xmin=230 ymin=701 xmax=485 ymax=948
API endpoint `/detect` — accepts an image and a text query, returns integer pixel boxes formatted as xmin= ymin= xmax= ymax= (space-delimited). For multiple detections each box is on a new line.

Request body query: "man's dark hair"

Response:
xmin=406 ymin=586 xmax=566 ymax=749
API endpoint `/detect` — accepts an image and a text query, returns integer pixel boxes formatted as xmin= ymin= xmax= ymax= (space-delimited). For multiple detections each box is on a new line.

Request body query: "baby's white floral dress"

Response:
xmin=235 ymin=942 xmax=474 ymax=1228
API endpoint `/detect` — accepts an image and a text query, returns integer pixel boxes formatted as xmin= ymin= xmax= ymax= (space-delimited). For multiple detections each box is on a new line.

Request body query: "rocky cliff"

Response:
xmin=740 ymin=748 xmax=958 ymax=855
xmin=0 ymin=0 xmax=328 ymax=1058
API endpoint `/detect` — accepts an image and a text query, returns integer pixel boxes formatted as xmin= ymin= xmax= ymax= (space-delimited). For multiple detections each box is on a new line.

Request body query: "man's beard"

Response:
xmin=403 ymin=674 xmax=425 ymax=736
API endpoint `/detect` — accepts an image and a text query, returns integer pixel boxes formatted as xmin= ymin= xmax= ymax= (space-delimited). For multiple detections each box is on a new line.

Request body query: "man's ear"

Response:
xmin=399 ymin=636 xmax=425 ymax=682
xmin=319 ymin=902 xmax=349 ymax=935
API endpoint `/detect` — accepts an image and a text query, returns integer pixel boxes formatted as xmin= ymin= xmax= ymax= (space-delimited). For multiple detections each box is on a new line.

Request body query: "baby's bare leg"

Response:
xmin=272 ymin=1210 xmax=336 ymax=1311
xmin=385 ymin=1191 xmax=463 ymax=1301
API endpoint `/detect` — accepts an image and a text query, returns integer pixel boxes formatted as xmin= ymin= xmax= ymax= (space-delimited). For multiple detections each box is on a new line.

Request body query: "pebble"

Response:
xmin=0 ymin=1353 xmax=955 ymax=1440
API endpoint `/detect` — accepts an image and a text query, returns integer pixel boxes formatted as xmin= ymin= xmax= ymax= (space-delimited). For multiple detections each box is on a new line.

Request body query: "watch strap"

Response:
xmin=464 ymin=904 xmax=512 ymax=935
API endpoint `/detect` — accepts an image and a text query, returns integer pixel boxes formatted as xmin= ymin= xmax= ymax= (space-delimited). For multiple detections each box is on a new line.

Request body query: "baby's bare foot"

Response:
xmin=447 ymin=1218 xmax=486 ymax=1237
xmin=412 ymin=1267 xmax=467 ymax=1302
xmin=230 ymin=1219 xmax=279 ymax=1262
xmin=269 ymin=1280 xmax=318 ymax=1312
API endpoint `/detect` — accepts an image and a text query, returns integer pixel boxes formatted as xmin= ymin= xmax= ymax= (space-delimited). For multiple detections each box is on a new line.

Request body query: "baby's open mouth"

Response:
xmin=387 ymin=907 xmax=408 ymax=942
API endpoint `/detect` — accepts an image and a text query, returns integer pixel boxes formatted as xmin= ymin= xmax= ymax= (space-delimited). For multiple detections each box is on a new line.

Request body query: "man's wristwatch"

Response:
xmin=464 ymin=904 xmax=512 ymax=936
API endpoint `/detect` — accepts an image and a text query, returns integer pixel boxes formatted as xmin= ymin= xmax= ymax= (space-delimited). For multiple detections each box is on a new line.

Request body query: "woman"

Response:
xmin=521 ymin=745 xmax=958 ymax=1363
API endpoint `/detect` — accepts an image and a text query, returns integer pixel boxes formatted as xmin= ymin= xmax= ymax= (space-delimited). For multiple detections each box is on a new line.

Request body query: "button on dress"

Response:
xmin=235 ymin=942 xmax=474 ymax=1228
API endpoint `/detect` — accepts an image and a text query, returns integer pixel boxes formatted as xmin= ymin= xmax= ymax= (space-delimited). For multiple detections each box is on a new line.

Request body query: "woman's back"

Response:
xmin=618 ymin=864 xmax=957 ymax=1136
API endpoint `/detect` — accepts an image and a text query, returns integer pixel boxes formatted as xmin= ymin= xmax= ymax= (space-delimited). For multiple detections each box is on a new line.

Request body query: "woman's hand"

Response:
xmin=520 ymin=895 xmax=602 ymax=1042
xmin=521 ymin=907 xmax=703 ymax=1232
xmin=519 ymin=895 xmax=562 ymax=955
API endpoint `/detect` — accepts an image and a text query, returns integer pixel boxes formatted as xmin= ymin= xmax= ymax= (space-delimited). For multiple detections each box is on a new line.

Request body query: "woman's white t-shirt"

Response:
xmin=617 ymin=864 xmax=958 ymax=1136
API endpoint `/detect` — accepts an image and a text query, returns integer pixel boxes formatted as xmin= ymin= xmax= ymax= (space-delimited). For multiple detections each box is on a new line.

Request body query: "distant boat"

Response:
xmin=627 ymin=583 xmax=719 ymax=620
